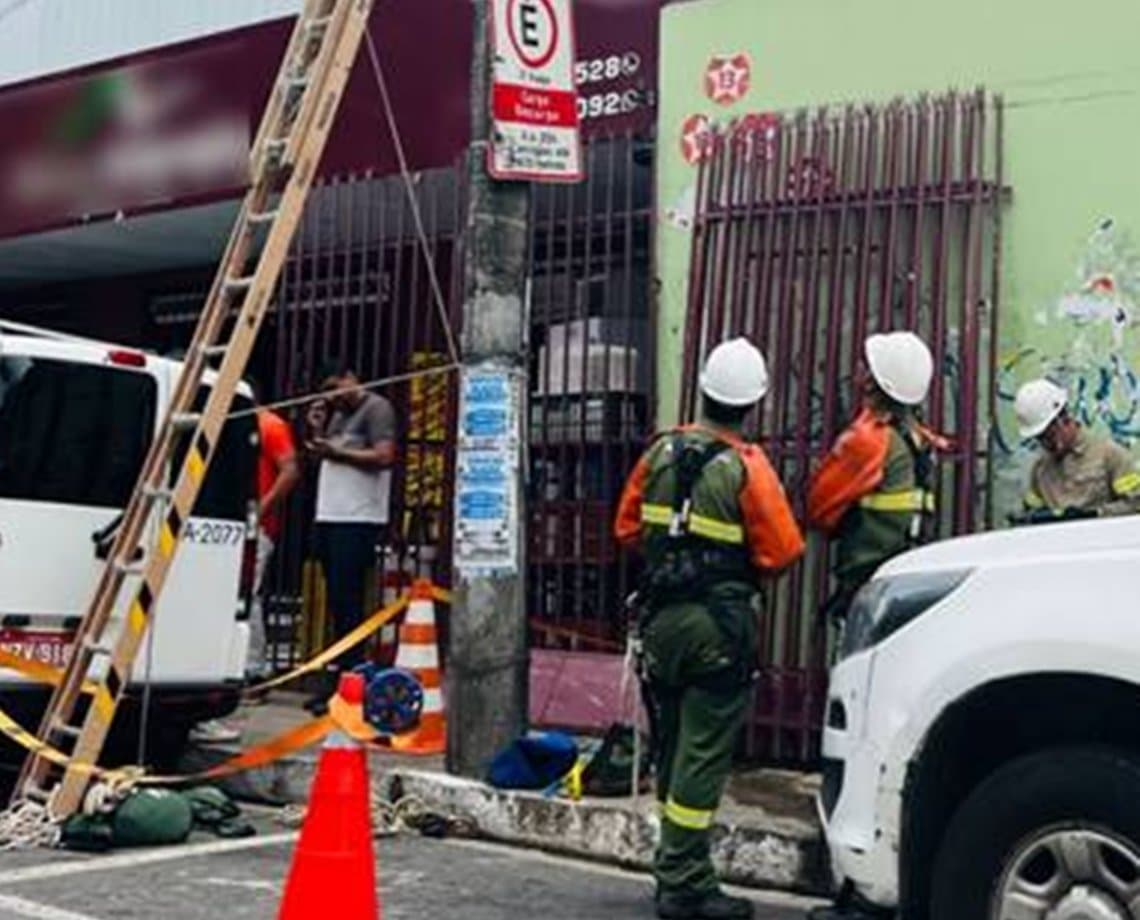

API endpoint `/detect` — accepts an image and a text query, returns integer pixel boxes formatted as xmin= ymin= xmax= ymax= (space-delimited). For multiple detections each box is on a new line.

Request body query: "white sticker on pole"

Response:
xmin=488 ymin=0 xmax=584 ymax=183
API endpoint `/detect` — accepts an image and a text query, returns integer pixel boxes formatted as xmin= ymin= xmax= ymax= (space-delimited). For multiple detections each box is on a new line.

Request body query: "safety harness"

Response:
xmin=848 ymin=419 xmax=936 ymax=543
xmin=638 ymin=433 xmax=751 ymax=604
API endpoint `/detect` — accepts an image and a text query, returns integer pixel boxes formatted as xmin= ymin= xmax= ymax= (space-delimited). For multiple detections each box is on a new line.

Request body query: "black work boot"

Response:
xmin=656 ymin=890 xmax=755 ymax=920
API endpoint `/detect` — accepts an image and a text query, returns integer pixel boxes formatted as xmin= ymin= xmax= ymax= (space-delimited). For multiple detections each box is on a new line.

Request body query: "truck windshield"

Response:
xmin=0 ymin=355 xmax=157 ymax=508
xmin=0 ymin=354 xmax=256 ymax=521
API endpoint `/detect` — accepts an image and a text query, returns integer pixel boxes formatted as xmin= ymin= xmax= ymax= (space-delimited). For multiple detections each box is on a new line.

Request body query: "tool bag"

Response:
xmin=61 ymin=786 xmax=253 ymax=852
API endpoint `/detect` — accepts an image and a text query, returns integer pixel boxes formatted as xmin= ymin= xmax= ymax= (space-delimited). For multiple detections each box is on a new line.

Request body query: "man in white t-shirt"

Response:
xmin=306 ymin=362 xmax=397 ymax=704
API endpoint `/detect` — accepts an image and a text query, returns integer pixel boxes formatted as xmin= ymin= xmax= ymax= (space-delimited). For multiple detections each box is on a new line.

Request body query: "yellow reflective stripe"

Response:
xmin=1024 ymin=489 xmax=1045 ymax=509
xmin=1113 ymin=472 xmax=1140 ymax=496
xmin=859 ymin=489 xmax=933 ymax=512
xmin=663 ymin=797 xmax=714 ymax=831
xmin=687 ymin=514 xmax=744 ymax=544
xmin=641 ymin=504 xmax=743 ymax=544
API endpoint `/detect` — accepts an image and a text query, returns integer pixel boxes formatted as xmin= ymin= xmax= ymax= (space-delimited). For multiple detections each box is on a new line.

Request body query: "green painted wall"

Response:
xmin=656 ymin=0 xmax=1140 ymax=516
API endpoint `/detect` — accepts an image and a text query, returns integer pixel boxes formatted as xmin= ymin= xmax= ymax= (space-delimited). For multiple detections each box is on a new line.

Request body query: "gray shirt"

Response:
xmin=315 ymin=393 xmax=397 ymax=524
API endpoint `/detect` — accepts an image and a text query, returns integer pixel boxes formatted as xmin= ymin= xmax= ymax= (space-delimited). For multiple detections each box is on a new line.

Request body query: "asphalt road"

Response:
xmin=0 ymin=817 xmax=820 ymax=920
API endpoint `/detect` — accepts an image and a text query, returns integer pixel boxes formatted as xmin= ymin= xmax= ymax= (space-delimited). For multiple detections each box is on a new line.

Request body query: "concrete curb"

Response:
xmin=380 ymin=769 xmax=828 ymax=895
xmin=179 ymin=746 xmax=828 ymax=895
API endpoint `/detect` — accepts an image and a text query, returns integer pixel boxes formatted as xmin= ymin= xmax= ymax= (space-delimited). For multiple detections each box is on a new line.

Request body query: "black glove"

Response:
xmin=1013 ymin=506 xmax=1098 ymax=526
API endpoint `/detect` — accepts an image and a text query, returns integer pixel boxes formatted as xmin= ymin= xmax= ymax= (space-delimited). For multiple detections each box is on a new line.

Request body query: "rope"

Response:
xmin=363 ymin=29 xmax=462 ymax=370
xmin=276 ymin=790 xmax=476 ymax=840
xmin=0 ymin=800 xmax=61 ymax=851
xmin=227 ymin=363 xmax=459 ymax=420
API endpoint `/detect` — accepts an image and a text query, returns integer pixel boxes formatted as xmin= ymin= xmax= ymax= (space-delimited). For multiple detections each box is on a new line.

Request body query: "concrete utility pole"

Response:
xmin=447 ymin=0 xmax=532 ymax=778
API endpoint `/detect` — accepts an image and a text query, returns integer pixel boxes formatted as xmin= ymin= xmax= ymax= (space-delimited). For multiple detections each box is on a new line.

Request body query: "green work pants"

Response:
xmin=641 ymin=587 xmax=755 ymax=898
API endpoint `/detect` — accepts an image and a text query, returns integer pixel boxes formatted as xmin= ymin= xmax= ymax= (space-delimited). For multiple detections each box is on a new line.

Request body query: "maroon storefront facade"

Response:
xmin=0 ymin=2 xmax=672 ymax=753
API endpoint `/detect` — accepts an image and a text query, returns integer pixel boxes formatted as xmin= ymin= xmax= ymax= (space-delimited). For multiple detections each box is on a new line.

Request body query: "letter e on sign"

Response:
xmin=489 ymin=0 xmax=583 ymax=183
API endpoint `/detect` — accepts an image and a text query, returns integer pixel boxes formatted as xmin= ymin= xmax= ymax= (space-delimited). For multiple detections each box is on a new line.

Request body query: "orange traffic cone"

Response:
xmin=278 ymin=674 xmax=379 ymax=920
xmin=390 ymin=578 xmax=446 ymax=755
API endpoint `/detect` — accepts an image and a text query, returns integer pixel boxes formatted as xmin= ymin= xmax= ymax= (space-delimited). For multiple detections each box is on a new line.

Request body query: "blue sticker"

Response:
xmin=465 ymin=374 xmax=510 ymax=406
xmin=462 ymin=456 xmax=508 ymax=486
xmin=464 ymin=407 xmax=508 ymax=438
xmin=459 ymin=489 xmax=507 ymax=521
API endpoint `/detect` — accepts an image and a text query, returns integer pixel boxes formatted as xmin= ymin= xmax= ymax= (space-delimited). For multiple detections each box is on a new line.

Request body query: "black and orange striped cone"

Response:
xmin=390 ymin=579 xmax=446 ymax=755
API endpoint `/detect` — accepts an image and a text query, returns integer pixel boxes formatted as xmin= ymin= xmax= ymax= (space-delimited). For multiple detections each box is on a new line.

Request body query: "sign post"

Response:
xmin=488 ymin=0 xmax=583 ymax=183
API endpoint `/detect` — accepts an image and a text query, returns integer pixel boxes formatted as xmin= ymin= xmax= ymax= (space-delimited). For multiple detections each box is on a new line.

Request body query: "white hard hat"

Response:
xmin=864 ymin=331 xmax=934 ymax=406
xmin=700 ymin=337 xmax=770 ymax=407
xmin=1014 ymin=378 xmax=1068 ymax=439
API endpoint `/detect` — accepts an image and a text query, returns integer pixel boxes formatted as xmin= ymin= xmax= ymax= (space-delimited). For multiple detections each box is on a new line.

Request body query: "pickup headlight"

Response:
xmin=840 ymin=568 xmax=972 ymax=660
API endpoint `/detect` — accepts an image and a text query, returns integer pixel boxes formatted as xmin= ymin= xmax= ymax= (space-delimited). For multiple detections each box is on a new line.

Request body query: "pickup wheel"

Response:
xmin=931 ymin=747 xmax=1140 ymax=920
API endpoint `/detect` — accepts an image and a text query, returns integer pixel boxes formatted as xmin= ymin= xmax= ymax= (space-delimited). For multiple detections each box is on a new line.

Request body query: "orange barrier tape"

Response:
xmin=0 ymin=648 xmax=98 ymax=696
xmin=0 ymin=581 xmax=455 ymax=792
xmin=141 ymin=715 xmax=336 ymax=785
xmin=244 ymin=593 xmax=411 ymax=694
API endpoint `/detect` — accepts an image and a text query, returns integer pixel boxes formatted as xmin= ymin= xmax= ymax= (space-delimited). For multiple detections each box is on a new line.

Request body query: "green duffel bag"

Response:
xmin=62 ymin=788 xmax=192 ymax=852
xmin=111 ymin=788 xmax=194 ymax=847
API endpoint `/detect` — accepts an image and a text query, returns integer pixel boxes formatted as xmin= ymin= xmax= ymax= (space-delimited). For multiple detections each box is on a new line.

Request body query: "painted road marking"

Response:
xmin=0 ymin=832 xmax=298 ymax=886
xmin=0 ymin=829 xmax=826 ymax=912
xmin=440 ymin=837 xmax=828 ymax=910
xmin=0 ymin=894 xmax=101 ymax=920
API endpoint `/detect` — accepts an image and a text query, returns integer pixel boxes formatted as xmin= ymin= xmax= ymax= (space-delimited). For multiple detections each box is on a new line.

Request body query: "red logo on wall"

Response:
xmin=704 ymin=53 xmax=752 ymax=106
xmin=732 ymin=111 xmax=780 ymax=161
xmin=679 ymin=113 xmax=713 ymax=166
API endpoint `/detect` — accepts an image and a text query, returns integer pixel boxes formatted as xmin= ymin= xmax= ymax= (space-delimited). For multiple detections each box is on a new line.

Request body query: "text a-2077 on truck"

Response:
xmin=0 ymin=323 xmax=257 ymax=786
xmin=821 ymin=513 xmax=1140 ymax=919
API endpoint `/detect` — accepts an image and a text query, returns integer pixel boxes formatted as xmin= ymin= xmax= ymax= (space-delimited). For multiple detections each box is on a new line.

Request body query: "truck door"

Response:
xmin=0 ymin=340 xmax=160 ymax=682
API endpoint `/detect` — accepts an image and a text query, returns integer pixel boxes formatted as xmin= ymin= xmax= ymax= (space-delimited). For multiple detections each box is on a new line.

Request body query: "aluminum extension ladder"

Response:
xmin=14 ymin=0 xmax=377 ymax=819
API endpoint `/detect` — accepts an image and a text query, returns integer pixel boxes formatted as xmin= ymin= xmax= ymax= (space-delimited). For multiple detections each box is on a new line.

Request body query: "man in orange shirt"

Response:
xmin=247 ymin=391 xmax=300 ymax=681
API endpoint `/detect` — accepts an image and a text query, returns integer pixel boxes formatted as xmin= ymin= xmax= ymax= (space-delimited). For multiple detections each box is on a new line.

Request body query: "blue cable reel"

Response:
xmin=354 ymin=664 xmax=424 ymax=736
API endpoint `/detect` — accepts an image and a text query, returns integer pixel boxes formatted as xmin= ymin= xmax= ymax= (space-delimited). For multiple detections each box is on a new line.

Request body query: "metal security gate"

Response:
xmin=526 ymin=131 xmax=656 ymax=653
xmin=266 ymin=168 xmax=464 ymax=669
xmin=152 ymin=167 xmax=465 ymax=672
xmin=683 ymin=90 xmax=1006 ymax=762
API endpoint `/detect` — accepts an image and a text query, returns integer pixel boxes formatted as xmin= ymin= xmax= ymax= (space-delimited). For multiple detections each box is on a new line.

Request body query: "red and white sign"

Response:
xmin=489 ymin=0 xmax=584 ymax=182
xmin=705 ymin=53 xmax=752 ymax=106
xmin=679 ymin=113 xmax=713 ymax=166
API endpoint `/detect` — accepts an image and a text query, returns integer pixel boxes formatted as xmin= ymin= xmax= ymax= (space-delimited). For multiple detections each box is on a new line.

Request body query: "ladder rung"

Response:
xmin=50 ymin=721 xmax=81 ymax=741
xmin=22 ymin=785 xmax=51 ymax=803
xmin=306 ymin=14 xmax=333 ymax=33
xmin=83 ymin=637 xmax=114 ymax=656
xmin=224 ymin=276 xmax=255 ymax=294
xmin=281 ymin=74 xmax=311 ymax=91
xmin=198 ymin=343 xmax=230 ymax=358
xmin=142 ymin=485 xmax=173 ymax=501
xmin=171 ymin=412 xmax=202 ymax=430
xmin=246 ymin=210 xmax=279 ymax=225
xmin=114 ymin=559 xmax=145 ymax=576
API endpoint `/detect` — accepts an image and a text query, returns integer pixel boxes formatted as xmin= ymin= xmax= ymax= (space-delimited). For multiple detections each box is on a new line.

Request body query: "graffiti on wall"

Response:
xmin=995 ymin=219 xmax=1140 ymax=455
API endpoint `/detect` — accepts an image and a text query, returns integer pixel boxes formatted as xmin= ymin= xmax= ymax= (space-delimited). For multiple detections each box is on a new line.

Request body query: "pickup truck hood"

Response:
xmin=878 ymin=515 xmax=1140 ymax=577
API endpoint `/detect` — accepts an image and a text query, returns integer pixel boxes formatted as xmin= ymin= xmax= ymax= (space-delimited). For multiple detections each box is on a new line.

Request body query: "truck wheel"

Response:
xmin=931 ymin=747 xmax=1140 ymax=920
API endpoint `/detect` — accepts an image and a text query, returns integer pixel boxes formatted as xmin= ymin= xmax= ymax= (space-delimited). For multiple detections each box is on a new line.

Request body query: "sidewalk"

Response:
xmin=179 ymin=693 xmax=827 ymax=895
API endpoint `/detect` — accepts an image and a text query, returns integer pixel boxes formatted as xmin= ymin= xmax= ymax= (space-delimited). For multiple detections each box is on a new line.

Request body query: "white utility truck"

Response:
xmin=0 ymin=322 xmax=255 ymax=775
xmin=821 ymin=514 xmax=1140 ymax=919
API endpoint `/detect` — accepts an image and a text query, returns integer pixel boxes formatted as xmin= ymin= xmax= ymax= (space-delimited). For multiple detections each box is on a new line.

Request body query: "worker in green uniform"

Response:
xmin=808 ymin=331 xmax=942 ymax=624
xmin=615 ymin=338 xmax=805 ymax=920
xmin=1014 ymin=378 xmax=1140 ymax=521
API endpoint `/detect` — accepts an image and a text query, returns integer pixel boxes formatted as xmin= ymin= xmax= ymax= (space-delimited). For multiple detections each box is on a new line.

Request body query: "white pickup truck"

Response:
xmin=821 ymin=515 xmax=1140 ymax=919
xmin=0 ymin=322 xmax=256 ymax=779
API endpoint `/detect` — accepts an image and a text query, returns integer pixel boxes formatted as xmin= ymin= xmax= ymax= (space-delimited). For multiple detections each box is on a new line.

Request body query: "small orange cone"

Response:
xmin=278 ymin=674 xmax=379 ymax=920
xmin=390 ymin=578 xmax=446 ymax=755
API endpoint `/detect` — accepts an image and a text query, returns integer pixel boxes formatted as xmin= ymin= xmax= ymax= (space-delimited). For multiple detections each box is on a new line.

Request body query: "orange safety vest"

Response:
xmin=807 ymin=409 xmax=949 ymax=535
xmin=615 ymin=424 xmax=804 ymax=574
